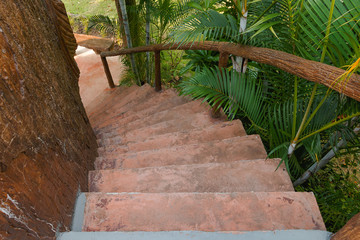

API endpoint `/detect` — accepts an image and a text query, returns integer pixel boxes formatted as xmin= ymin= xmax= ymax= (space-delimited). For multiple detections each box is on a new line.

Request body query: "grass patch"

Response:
xmin=63 ymin=0 xmax=117 ymax=18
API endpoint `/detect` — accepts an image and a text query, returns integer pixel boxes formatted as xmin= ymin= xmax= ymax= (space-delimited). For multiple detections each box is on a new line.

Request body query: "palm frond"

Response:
xmin=296 ymin=0 xmax=360 ymax=65
xmin=178 ymin=66 xmax=267 ymax=130
xmin=170 ymin=9 xmax=241 ymax=44
xmin=87 ymin=15 xmax=119 ymax=37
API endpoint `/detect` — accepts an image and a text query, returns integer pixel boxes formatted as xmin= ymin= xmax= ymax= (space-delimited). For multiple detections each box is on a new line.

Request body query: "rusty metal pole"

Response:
xmin=154 ymin=50 xmax=162 ymax=92
xmin=101 ymin=56 xmax=115 ymax=88
xmin=211 ymin=51 xmax=229 ymax=118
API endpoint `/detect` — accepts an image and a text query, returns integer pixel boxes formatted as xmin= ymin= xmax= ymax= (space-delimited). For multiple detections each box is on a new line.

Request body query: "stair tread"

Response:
xmin=91 ymin=84 xmax=154 ymax=127
xmin=96 ymin=99 xmax=219 ymax=135
xmin=79 ymin=86 xmax=326 ymax=236
xmin=82 ymin=192 xmax=326 ymax=232
xmin=97 ymin=120 xmax=246 ymax=155
xmin=86 ymin=85 xmax=135 ymax=117
xmin=94 ymin=89 xmax=191 ymax=133
xmin=95 ymin=134 xmax=266 ymax=169
xmin=89 ymin=159 xmax=294 ymax=193
xmin=97 ymin=111 xmax=226 ymax=146
xmin=59 ymin=230 xmax=332 ymax=240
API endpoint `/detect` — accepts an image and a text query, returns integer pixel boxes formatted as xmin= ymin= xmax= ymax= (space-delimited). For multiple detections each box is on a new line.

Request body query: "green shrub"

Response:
xmin=296 ymin=156 xmax=360 ymax=232
xmin=68 ymin=14 xmax=89 ymax=34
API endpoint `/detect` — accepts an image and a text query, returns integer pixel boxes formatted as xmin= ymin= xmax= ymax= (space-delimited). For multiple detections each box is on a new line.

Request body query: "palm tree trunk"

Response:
xmin=233 ymin=1 xmax=248 ymax=73
xmin=118 ymin=0 xmax=141 ymax=85
xmin=114 ymin=0 xmax=127 ymax=47
xmin=145 ymin=0 xmax=151 ymax=84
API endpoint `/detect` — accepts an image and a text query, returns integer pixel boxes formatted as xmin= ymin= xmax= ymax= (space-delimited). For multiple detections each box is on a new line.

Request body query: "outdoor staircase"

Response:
xmin=58 ymin=84 xmax=332 ymax=239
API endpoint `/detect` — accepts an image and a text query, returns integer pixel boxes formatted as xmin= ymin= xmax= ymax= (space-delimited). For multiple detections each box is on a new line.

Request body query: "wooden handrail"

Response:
xmin=101 ymin=41 xmax=360 ymax=102
xmin=331 ymin=213 xmax=360 ymax=240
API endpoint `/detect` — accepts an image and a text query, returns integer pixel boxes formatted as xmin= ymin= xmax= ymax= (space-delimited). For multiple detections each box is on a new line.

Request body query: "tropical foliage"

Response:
xmin=296 ymin=155 xmax=360 ymax=232
xmin=87 ymin=15 xmax=121 ymax=44
xmin=172 ymin=0 xmax=360 ymax=230
xmin=65 ymin=0 xmax=360 ymax=231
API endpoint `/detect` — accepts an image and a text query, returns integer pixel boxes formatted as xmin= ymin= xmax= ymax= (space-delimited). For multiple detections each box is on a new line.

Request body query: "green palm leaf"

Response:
xmin=178 ymin=66 xmax=267 ymax=130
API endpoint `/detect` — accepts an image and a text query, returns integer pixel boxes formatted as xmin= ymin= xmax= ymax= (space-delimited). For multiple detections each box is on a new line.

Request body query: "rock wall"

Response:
xmin=0 ymin=0 xmax=97 ymax=239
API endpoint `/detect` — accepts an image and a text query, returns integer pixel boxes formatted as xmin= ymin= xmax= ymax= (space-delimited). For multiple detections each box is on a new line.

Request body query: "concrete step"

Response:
xmin=96 ymin=111 xmax=225 ymax=147
xmin=97 ymin=120 xmax=246 ymax=155
xmin=91 ymin=84 xmax=154 ymax=127
xmin=95 ymin=134 xmax=266 ymax=170
xmin=96 ymin=99 xmax=218 ymax=137
xmin=92 ymin=84 xmax=156 ymax=127
xmin=82 ymin=192 xmax=326 ymax=232
xmin=58 ymin=230 xmax=332 ymax=240
xmin=89 ymin=159 xmax=294 ymax=193
xmin=94 ymin=90 xmax=191 ymax=134
xmin=85 ymin=85 xmax=136 ymax=117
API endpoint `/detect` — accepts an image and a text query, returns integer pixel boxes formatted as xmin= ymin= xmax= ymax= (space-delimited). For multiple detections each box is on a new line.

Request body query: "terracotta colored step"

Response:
xmin=94 ymin=90 xmax=191 ymax=134
xmin=95 ymin=134 xmax=266 ymax=170
xmin=89 ymin=159 xmax=294 ymax=193
xmin=97 ymin=120 xmax=246 ymax=155
xmin=96 ymin=99 xmax=216 ymax=137
xmin=82 ymin=192 xmax=326 ymax=231
xmin=85 ymin=85 xmax=135 ymax=117
xmin=87 ymin=85 xmax=139 ymax=121
xmin=96 ymin=111 xmax=225 ymax=147
xmin=92 ymin=84 xmax=156 ymax=127
xmin=90 ymin=84 xmax=155 ymax=127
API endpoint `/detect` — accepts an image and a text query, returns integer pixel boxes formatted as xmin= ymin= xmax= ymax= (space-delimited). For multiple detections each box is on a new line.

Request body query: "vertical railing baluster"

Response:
xmin=211 ymin=51 xmax=230 ymax=118
xmin=154 ymin=50 xmax=162 ymax=92
xmin=101 ymin=56 xmax=115 ymax=88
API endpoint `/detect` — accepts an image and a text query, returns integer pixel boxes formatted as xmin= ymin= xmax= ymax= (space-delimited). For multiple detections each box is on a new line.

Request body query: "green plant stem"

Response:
xmin=292 ymin=0 xmax=336 ymax=143
xmin=320 ymin=0 xmax=336 ymax=64
xmin=292 ymin=76 xmax=298 ymax=138
xmin=291 ymin=0 xmax=305 ymax=139
xmin=294 ymin=0 xmax=305 ymax=35
xmin=298 ymin=112 xmax=360 ymax=143
xmin=293 ymin=83 xmax=318 ymax=142
xmin=253 ymin=0 xmax=278 ymax=24
xmin=302 ymin=89 xmax=332 ymax=131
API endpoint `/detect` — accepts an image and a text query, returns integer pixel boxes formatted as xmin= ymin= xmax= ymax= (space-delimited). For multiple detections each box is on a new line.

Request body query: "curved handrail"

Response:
xmin=101 ymin=41 xmax=360 ymax=102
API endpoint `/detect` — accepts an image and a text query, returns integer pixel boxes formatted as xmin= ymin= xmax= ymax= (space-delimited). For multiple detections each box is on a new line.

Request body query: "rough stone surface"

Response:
xmin=74 ymin=34 xmax=114 ymax=54
xmin=0 ymin=1 xmax=97 ymax=239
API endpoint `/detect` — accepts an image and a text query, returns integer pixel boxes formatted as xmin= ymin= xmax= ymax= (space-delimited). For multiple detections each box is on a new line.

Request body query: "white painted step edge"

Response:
xmin=58 ymin=230 xmax=332 ymax=240
xmin=71 ymin=192 xmax=86 ymax=232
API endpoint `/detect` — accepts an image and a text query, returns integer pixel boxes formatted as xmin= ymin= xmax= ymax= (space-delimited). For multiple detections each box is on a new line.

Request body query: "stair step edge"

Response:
xmin=88 ymin=159 xmax=294 ymax=193
xmin=83 ymin=192 xmax=326 ymax=232
xmin=95 ymin=99 xmax=219 ymax=133
xmin=93 ymin=89 xmax=190 ymax=131
xmin=91 ymin=158 xmax=281 ymax=172
xmin=96 ymin=111 xmax=225 ymax=143
xmin=58 ymin=230 xmax=332 ymax=240
xmin=96 ymin=120 xmax=246 ymax=152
